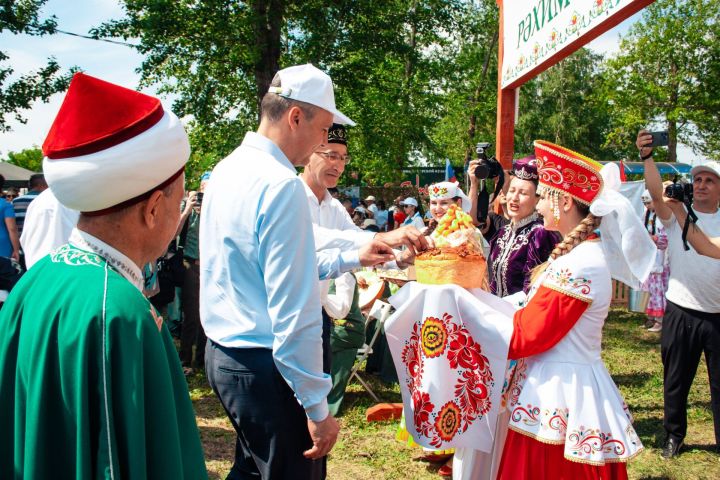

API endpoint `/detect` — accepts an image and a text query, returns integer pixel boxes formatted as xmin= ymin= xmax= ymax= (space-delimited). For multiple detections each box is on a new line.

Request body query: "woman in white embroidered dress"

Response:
xmin=495 ymin=141 xmax=655 ymax=479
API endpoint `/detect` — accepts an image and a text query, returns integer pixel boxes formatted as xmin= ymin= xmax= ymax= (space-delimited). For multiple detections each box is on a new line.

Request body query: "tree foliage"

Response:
xmin=602 ymin=0 xmax=720 ymax=162
xmin=4 ymin=146 xmax=43 ymax=172
xmin=515 ymin=48 xmax=615 ymax=159
xmin=94 ymin=0 xmax=490 ymax=183
xmin=0 ymin=0 xmax=74 ymax=132
xmin=92 ymin=0 xmax=717 ymax=185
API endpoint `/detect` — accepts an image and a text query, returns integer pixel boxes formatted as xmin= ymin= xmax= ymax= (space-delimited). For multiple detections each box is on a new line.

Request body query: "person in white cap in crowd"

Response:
xmin=638 ymin=189 xmax=670 ymax=332
xmin=20 ymin=187 xmax=79 ymax=270
xmin=200 ymin=64 xmax=395 ymax=480
xmin=0 ymin=73 xmax=206 ymax=478
xmin=638 ymin=129 xmax=720 ymax=458
xmin=364 ymin=194 xmax=378 ymax=218
xmin=401 ymin=196 xmax=425 ymax=230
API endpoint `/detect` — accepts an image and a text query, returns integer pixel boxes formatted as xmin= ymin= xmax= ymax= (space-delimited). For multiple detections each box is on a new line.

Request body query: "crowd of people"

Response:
xmin=0 ymin=65 xmax=716 ymax=480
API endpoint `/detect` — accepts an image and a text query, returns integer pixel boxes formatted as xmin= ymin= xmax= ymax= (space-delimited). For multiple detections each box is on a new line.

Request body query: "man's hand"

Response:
xmin=304 ymin=415 xmax=340 ymax=459
xmin=395 ymin=246 xmax=416 ymax=269
xmin=376 ymin=226 xmax=429 ymax=253
xmin=636 ymin=129 xmax=653 ymax=159
xmin=358 ymin=239 xmax=396 ymax=267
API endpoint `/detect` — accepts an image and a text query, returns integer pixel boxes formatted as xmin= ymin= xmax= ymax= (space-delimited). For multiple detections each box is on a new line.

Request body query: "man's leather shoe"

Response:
xmin=661 ymin=437 xmax=683 ymax=459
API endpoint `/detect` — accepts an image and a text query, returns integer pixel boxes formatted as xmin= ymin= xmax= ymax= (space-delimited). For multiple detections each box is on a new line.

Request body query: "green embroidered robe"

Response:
xmin=0 ymin=244 xmax=207 ymax=479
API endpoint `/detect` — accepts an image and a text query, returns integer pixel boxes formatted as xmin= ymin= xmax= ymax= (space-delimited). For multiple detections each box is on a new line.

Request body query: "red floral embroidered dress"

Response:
xmin=497 ymin=238 xmax=642 ymax=479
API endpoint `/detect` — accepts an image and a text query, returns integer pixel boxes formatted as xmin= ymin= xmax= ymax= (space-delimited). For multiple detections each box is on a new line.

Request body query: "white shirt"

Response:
xmin=303 ymin=182 xmax=374 ymax=252
xmin=200 ymin=132 xmax=357 ymax=421
xmin=662 ymin=210 xmax=720 ymax=312
xmin=20 ymin=189 xmax=79 ymax=269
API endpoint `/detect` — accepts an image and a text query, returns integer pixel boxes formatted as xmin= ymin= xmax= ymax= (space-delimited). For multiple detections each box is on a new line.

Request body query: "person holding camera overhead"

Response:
xmin=637 ymin=129 xmax=720 ymax=458
xmin=469 ymin=155 xmax=560 ymax=297
xmin=177 ymin=171 xmax=210 ymax=376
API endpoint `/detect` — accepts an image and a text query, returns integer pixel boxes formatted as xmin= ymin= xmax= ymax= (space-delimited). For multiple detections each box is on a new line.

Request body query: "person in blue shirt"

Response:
xmin=0 ymin=175 xmax=20 ymax=262
xmin=200 ymin=64 xmax=395 ymax=480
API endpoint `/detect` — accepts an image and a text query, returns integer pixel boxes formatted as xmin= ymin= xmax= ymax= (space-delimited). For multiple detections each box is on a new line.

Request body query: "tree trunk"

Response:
xmin=667 ymin=61 xmax=678 ymax=163
xmin=464 ymin=29 xmax=499 ymax=165
xmin=252 ymin=0 xmax=285 ymax=120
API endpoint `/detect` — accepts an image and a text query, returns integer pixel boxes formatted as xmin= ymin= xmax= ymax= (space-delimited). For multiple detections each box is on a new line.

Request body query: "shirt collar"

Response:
xmin=510 ymin=212 xmax=539 ymax=232
xmin=69 ymin=228 xmax=144 ymax=291
xmin=300 ymin=177 xmax=333 ymax=207
xmin=242 ymin=132 xmax=295 ymax=173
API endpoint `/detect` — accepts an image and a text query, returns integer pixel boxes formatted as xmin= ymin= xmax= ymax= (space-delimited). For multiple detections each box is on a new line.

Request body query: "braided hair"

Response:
xmin=530 ymin=204 xmax=602 ymax=284
xmin=550 ymin=207 xmax=602 ymax=260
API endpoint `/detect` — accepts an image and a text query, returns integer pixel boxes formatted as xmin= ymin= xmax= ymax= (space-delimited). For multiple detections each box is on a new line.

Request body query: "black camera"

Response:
xmin=473 ymin=142 xmax=504 ymax=180
xmin=664 ymin=180 xmax=692 ymax=204
xmin=195 ymin=192 xmax=204 ymax=206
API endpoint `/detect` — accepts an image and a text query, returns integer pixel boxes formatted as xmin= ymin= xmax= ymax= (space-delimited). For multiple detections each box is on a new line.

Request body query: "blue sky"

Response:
xmin=0 ymin=1 xmax=703 ymax=163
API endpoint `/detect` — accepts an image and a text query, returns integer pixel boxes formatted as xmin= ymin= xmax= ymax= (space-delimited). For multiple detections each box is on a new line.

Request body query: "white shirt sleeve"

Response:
xmin=322 ymin=273 xmax=356 ymax=319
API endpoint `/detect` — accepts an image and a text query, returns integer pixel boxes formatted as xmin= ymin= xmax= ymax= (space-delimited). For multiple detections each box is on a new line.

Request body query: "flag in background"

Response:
xmin=618 ymin=159 xmax=627 ymax=182
xmin=445 ymin=159 xmax=457 ymax=182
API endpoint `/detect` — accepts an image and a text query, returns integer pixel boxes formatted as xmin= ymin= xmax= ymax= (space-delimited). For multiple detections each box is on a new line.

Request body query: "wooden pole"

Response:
xmin=495 ymin=0 xmax=515 ymax=169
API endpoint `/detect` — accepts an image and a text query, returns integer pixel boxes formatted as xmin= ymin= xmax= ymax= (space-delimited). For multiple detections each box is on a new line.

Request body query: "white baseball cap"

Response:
xmin=401 ymin=197 xmax=418 ymax=207
xmin=691 ymin=161 xmax=720 ymax=179
xmin=365 ymin=195 xmax=376 ymax=202
xmin=268 ymin=64 xmax=355 ymax=126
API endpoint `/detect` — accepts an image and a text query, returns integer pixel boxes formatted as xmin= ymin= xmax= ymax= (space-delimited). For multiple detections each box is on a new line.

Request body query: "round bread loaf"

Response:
xmin=415 ymin=246 xmax=487 ymax=290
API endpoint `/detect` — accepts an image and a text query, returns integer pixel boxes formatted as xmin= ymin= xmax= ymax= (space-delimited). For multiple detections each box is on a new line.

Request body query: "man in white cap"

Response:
xmin=364 ymin=194 xmax=378 ymax=218
xmin=0 ymin=73 xmax=206 ymax=477
xmin=200 ymin=64 xmax=394 ymax=479
xmin=638 ymin=129 xmax=720 ymax=458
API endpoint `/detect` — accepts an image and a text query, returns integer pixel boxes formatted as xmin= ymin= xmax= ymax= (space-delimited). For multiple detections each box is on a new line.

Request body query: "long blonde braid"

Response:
xmin=550 ymin=212 xmax=602 ymax=260
xmin=529 ymin=211 xmax=602 ymax=283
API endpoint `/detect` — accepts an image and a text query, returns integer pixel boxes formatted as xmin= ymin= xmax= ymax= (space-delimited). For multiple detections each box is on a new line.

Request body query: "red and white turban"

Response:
xmin=42 ymin=73 xmax=190 ymax=214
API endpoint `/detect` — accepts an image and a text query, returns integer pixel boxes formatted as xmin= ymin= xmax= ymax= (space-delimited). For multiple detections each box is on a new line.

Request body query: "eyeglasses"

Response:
xmin=316 ymin=151 xmax=351 ymax=165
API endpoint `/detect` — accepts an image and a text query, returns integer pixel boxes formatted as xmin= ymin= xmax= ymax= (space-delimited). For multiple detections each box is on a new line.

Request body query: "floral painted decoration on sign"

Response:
xmin=401 ymin=312 xmax=494 ymax=448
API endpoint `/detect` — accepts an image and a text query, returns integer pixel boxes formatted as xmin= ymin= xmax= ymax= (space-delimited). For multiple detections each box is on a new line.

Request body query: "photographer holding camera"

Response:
xmin=176 ymin=173 xmax=209 ymax=375
xmin=637 ymin=129 xmax=720 ymax=458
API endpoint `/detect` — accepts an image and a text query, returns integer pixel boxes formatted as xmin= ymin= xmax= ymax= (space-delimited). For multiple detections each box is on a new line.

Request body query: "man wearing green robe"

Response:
xmin=0 ymin=72 xmax=206 ymax=479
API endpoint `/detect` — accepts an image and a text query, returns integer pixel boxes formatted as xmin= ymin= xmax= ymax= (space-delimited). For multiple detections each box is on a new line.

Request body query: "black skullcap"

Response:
xmin=327 ymin=123 xmax=347 ymax=145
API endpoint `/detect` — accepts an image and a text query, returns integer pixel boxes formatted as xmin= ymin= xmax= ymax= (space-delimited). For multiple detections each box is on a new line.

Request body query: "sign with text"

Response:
xmin=501 ymin=0 xmax=637 ymax=88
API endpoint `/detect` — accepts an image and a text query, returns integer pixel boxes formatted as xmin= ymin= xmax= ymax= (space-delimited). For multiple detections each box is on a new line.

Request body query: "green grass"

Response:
xmin=187 ymin=309 xmax=719 ymax=479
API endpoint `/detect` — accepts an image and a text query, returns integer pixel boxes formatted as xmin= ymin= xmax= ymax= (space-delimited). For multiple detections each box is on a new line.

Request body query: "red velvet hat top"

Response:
xmin=42 ymin=72 xmax=164 ymax=159
xmin=534 ymin=140 xmax=604 ymax=205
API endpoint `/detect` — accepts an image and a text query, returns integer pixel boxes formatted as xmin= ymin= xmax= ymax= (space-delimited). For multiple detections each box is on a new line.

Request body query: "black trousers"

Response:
xmin=661 ymin=301 xmax=720 ymax=445
xmin=179 ymin=261 xmax=206 ymax=368
xmin=205 ymin=342 xmax=326 ymax=480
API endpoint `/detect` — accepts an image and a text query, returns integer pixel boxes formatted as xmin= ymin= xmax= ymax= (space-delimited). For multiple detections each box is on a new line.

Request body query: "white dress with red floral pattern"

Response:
xmin=506 ymin=240 xmax=643 ymax=465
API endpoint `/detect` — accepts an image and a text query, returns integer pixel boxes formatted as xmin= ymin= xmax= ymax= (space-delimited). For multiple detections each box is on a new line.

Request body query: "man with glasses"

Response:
xmin=300 ymin=123 xmax=429 ymax=373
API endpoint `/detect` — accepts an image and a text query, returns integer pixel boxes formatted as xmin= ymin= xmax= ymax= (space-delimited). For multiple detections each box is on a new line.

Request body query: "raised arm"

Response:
xmin=637 ymin=129 xmax=673 ymax=221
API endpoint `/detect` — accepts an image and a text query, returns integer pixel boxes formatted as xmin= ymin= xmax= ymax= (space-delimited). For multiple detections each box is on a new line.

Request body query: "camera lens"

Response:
xmin=474 ymin=164 xmax=490 ymax=179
